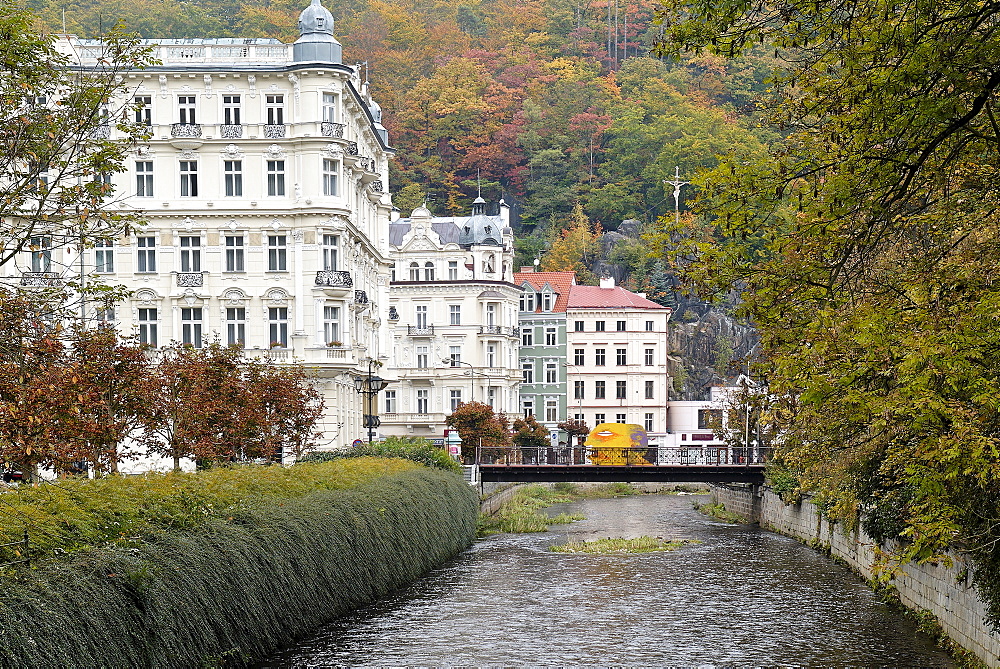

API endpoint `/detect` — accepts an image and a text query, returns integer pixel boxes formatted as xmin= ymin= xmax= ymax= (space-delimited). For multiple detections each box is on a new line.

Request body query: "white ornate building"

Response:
xmin=40 ymin=0 xmax=395 ymax=453
xmin=383 ymin=199 xmax=522 ymax=443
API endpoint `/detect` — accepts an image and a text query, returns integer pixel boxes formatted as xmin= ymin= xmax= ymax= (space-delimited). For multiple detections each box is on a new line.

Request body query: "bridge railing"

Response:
xmin=476 ymin=446 xmax=772 ymax=467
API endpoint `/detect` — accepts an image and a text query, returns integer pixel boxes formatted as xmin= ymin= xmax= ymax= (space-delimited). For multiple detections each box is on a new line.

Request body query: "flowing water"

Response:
xmin=264 ymin=493 xmax=955 ymax=666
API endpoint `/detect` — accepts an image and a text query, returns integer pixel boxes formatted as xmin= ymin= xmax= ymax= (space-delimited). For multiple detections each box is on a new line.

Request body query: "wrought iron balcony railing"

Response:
xmin=220 ymin=124 xmax=243 ymax=138
xmin=370 ymin=180 xmax=384 ymax=193
xmin=388 ymin=306 xmax=399 ymax=320
xmin=176 ymin=272 xmax=204 ymax=287
xmin=346 ymin=141 xmax=359 ymax=156
xmin=263 ymin=124 xmax=286 ymax=138
xmin=321 ymin=121 xmax=345 ymax=137
xmin=315 ymin=270 xmax=353 ymax=287
xmin=407 ymin=325 xmax=435 ymax=336
xmin=479 ymin=325 xmax=518 ymax=337
xmin=20 ymin=272 xmax=60 ymax=287
xmin=171 ymin=123 xmax=202 ymax=138
xmin=354 ymin=290 xmax=369 ymax=305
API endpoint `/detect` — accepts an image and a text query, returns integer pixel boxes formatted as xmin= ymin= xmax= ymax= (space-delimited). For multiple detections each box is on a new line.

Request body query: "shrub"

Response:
xmin=300 ymin=436 xmax=461 ymax=473
xmin=0 ymin=465 xmax=478 ymax=666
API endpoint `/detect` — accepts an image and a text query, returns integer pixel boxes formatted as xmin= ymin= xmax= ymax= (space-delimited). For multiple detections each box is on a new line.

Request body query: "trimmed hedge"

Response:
xmin=0 ymin=465 xmax=478 ymax=666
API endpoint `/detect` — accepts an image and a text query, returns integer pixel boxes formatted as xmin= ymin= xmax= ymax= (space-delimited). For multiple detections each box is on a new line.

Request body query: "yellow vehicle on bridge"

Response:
xmin=584 ymin=423 xmax=655 ymax=465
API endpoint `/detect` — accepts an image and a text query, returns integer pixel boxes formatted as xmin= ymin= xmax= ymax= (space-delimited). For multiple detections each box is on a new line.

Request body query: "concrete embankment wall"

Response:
xmin=711 ymin=484 xmax=1000 ymax=666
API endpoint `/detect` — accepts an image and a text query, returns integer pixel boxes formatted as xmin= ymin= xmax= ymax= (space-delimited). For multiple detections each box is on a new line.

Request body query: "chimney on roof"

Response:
xmin=520 ymin=266 xmax=534 ymax=273
xmin=599 ymin=277 xmax=615 ymax=289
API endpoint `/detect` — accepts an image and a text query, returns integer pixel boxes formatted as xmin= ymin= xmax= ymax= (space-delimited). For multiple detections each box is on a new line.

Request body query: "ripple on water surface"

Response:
xmin=263 ymin=494 xmax=955 ymax=667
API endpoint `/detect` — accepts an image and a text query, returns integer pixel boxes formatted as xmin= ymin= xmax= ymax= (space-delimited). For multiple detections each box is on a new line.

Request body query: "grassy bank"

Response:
xmin=0 ymin=460 xmax=478 ymax=666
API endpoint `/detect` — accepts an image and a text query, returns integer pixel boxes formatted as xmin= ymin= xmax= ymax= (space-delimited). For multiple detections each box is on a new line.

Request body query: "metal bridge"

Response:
xmin=472 ymin=446 xmax=768 ymax=484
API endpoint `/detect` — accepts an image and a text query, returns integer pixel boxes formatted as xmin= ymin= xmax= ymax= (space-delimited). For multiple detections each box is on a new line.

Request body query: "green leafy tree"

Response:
xmin=512 ymin=414 xmax=550 ymax=461
xmin=655 ymin=0 xmax=1000 ymax=628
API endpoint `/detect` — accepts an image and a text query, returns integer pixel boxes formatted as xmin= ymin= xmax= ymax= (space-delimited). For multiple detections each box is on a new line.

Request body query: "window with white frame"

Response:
xmin=545 ymin=326 xmax=556 ymax=346
xmin=268 ymin=235 xmax=287 ymax=271
xmin=644 ymin=413 xmax=654 ymax=431
xmin=181 ymin=307 xmax=203 ymax=347
xmin=545 ymin=361 xmax=557 ymax=383
xmin=416 ymin=345 xmax=429 ymax=368
xmin=645 ymin=348 xmax=654 ymax=366
xmin=266 ymin=160 xmax=285 ymax=196
xmin=545 ymin=398 xmax=558 ymax=422
xmin=389 ymin=263 xmax=396 ymax=281
xmin=646 ymin=320 xmax=654 ymax=331
xmin=415 ymin=305 xmax=428 ymax=329
xmin=136 ymin=161 xmax=153 ymax=196
xmin=616 ymin=348 xmax=627 ymax=366
xmin=450 ymin=389 xmax=463 ymax=411
xmin=94 ymin=239 xmax=114 ymax=273
xmin=522 ymin=398 xmax=534 ymax=417
xmin=96 ymin=307 xmax=115 ymax=322
xmin=179 ymin=236 xmax=201 ymax=272
xmin=645 ymin=380 xmax=654 ymax=399
xmin=226 ymin=307 xmax=245 ymax=347
xmin=449 ymin=346 xmax=461 ymax=366
xmin=449 ymin=305 xmax=461 ymax=325
xmin=596 ymin=320 xmax=605 ymax=332
xmin=521 ymin=361 xmax=533 ymax=384
xmin=29 ymin=236 xmax=50 ymax=273
xmin=616 ymin=380 xmax=627 ymax=399
xmin=595 ymin=348 xmax=605 ymax=366
xmin=225 ymin=235 xmax=244 ymax=272
xmin=574 ymin=348 xmax=584 ymax=365
xmin=617 ymin=320 xmax=626 ymax=331
xmin=542 ymin=292 xmax=552 ymax=311
xmin=138 ymin=308 xmax=157 ymax=346
xmin=486 ymin=343 xmax=496 ymax=367
xmin=574 ymin=320 xmax=584 ymax=332
xmin=265 ymin=94 xmax=284 ymax=125
xmin=136 ymin=236 xmax=156 ymax=272
xmin=223 ymin=95 xmax=241 ymax=125
xmin=322 ymin=159 xmax=338 ymax=196
xmin=179 ymin=160 xmax=198 ymax=197
xmin=322 ymin=93 xmax=338 ymax=122
xmin=322 ymin=234 xmax=339 ymax=271
xmin=384 ymin=390 xmax=396 ymax=413
xmin=134 ymin=95 xmax=151 ymax=125
xmin=487 ymin=386 xmax=497 ymax=410
xmin=448 ymin=260 xmax=458 ymax=280
xmin=408 ymin=262 xmax=420 ymax=281
xmin=486 ymin=303 xmax=496 ymax=326
xmin=224 ymin=160 xmax=243 ymax=196
xmin=595 ymin=413 xmax=605 ymax=424
xmin=416 ymin=389 xmax=429 ymax=414
xmin=269 ymin=307 xmax=288 ymax=347
xmin=178 ymin=95 xmax=196 ymax=124
xmin=521 ymin=328 xmax=533 ymax=346
xmin=424 ymin=262 xmax=435 ymax=281
xmin=574 ymin=380 xmax=584 ymax=399
xmin=616 ymin=412 xmax=627 ymax=424
xmin=323 ymin=305 xmax=341 ymax=344
xmin=595 ymin=381 xmax=605 ymax=399
xmin=520 ymin=291 xmax=534 ymax=312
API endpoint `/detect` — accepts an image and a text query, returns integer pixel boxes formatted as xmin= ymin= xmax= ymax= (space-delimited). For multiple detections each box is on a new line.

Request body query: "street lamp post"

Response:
xmin=443 ymin=358 xmax=476 ymax=403
xmin=354 ymin=358 xmax=390 ymax=443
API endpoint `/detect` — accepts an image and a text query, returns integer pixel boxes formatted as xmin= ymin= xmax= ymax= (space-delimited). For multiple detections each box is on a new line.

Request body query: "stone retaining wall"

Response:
xmin=711 ymin=484 xmax=1000 ymax=667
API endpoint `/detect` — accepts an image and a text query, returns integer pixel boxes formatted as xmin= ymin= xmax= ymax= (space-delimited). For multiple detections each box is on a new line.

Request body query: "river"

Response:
xmin=264 ymin=492 xmax=955 ymax=666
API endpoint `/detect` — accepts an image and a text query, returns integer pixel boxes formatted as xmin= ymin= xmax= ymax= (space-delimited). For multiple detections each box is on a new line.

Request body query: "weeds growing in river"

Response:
xmin=478 ymin=485 xmax=584 ymax=535
xmin=550 ymin=536 xmax=702 ymax=554
xmin=693 ymin=501 xmax=746 ymax=524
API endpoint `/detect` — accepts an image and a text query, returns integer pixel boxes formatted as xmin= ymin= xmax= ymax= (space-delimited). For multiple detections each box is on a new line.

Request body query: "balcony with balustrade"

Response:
xmin=314 ymin=270 xmax=352 ymax=296
xmin=169 ymin=123 xmax=203 ymax=149
xmin=19 ymin=272 xmax=61 ymax=288
xmin=321 ymin=122 xmax=345 ymax=138
xmin=175 ymin=272 xmax=204 ymax=287
xmin=407 ymin=325 xmax=435 ymax=337
xmin=479 ymin=325 xmax=519 ymax=338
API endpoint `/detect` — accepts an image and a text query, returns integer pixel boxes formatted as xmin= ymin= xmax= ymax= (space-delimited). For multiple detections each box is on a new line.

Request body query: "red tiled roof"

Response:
xmin=567 ymin=284 xmax=670 ymax=310
xmin=513 ymin=271 xmax=576 ymax=313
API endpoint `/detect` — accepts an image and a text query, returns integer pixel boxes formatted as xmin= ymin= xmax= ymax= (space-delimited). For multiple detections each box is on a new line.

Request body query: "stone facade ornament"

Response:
xmin=222 ymin=144 xmax=243 ymax=159
xmin=248 ymin=74 xmax=257 ymax=98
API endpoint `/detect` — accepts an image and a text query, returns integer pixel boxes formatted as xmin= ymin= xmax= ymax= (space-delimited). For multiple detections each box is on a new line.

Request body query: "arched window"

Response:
xmin=424 ymin=261 xmax=435 ymax=281
xmin=408 ymin=262 xmax=420 ymax=281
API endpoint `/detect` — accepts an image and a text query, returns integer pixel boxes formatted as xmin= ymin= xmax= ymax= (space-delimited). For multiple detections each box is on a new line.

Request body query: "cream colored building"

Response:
xmin=565 ymin=278 xmax=672 ymax=446
xmin=383 ymin=199 xmax=522 ymax=443
xmin=36 ymin=0 xmax=395 ymax=455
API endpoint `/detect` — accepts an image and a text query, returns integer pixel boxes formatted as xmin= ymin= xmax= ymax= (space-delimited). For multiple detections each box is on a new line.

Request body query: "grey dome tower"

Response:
xmin=293 ymin=0 xmax=342 ymax=64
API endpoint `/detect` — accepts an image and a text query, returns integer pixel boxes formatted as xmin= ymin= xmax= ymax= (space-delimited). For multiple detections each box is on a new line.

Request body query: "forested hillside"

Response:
xmin=28 ymin=0 xmax=771 ymax=293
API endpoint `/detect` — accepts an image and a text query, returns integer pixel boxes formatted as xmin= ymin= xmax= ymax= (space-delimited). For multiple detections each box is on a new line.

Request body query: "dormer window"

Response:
xmin=542 ymin=292 xmax=553 ymax=311
xmin=520 ymin=288 xmax=535 ymax=312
